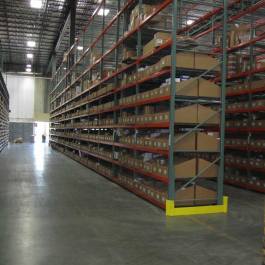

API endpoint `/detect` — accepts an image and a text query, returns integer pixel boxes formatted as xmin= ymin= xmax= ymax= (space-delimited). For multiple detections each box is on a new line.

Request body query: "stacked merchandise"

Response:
xmin=0 ymin=71 xmax=9 ymax=152
xmin=222 ymin=20 xmax=265 ymax=192
xmin=50 ymin=1 xmax=226 ymax=210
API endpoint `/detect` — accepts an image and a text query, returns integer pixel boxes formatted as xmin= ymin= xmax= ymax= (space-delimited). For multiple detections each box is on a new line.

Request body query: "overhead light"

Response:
xmin=63 ymin=67 xmax=66 ymax=70
xmin=98 ymin=8 xmax=110 ymax=16
xmin=27 ymin=53 xmax=33 ymax=59
xmin=77 ymin=46 xmax=83 ymax=50
xmin=26 ymin=68 xmax=32 ymax=72
xmin=27 ymin=41 xmax=36 ymax=47
xmin=187 ymin=20 xmax=194 ymax=25
xmin=27 ymin=64 xmax=32 ymax=68
xmin=30 ymin=0 xmax=42 ymax=8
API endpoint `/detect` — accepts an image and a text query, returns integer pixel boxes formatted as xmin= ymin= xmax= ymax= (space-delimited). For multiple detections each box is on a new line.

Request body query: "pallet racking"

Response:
xmin=0 ymin=70 xmax=9 ymax=152
xmin=49 ymin=0 xmax=231 ymax=216
xmin=218 ymin=0 xmax=265 ymax=193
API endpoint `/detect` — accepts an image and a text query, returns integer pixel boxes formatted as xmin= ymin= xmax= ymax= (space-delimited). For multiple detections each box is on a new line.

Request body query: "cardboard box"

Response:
xmin=251 ymin=100 xmax=265 ymax=109
xmin=90 ymin=52 xmax=101 ymax=65
xmin=160 ymin=52 xmax=195 ymax=70
xmin=250 ymin=79 xmax=265 ymax=90
xmin=197 ymin=132 xmax=220 ymax=151
xmin=153 ymin=134 xmax=169 ymax=150
xmin=174 ymin=132 xmax=196 ymax=151
xmin=195 ymin=53 xmax=221 ymax=71
xmin=174 ymin=104 xmax=198 ymax=124
xmin=198 ymin=105 xmax=220 ymax=124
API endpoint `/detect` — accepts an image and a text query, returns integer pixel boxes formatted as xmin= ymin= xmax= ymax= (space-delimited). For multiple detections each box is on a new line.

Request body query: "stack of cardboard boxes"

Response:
xmin=120 ymin=51 xmax=220 ymax=89
xmin=117 ymin=131 xmax=219 ymax=179
xmin=216 ymin=24 xmax=249 ymax=49
xmin=127 ymin=4 xmax=172 ymax=35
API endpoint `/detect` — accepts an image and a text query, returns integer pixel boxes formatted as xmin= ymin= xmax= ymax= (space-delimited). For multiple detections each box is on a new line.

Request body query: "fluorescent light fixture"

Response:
xmin=30 ymin=0 xmax=42 ymax=8
xmin=27 ymin=64 xmax=32 ymax=68
xmin=98 ymin=8 xmax=110 ymax=16
xmin=77 ymin=46 xmax=83 ymax=50
xmin=26 ymin=68 xmax=31 ymax=72
xmin=27 ymin=53 xmax=33 ymax=59
xmin=187 ymin=20 xmax=194 ymax=25
xmin=27 ymin=41 xmax=36 ymax=47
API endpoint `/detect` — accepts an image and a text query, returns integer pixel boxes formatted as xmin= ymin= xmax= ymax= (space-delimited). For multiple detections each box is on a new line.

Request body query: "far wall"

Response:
xmin=5 ymin=74 xmax=51 ymax=142
xmin=5 ymin=74 xmax=50 ymax=123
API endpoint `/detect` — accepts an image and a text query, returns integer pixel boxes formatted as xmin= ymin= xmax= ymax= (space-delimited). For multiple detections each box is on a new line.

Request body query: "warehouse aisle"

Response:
xmin=0 ymin=143 xmax=263 ymax=265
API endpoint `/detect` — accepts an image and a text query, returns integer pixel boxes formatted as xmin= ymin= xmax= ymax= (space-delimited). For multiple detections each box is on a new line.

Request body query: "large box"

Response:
xmin=175 ymin=78 xmax=221 ymax=97
xmin=174 ymin=132 xmax=196 ymax=151
xmin=174 ymin=104 xmax=198 ymax=124
xmin=197 ymin=132 xmax=220 ymax=151
xmin=198 ymin=105 xmax=220 ymax=124
xmin=250 ymin=79 xmax=265 ymax=90
xmin=160 ymin=52 xmax=195 ymax=70
xmin=194 ymin=53 xmax=221 ymax=71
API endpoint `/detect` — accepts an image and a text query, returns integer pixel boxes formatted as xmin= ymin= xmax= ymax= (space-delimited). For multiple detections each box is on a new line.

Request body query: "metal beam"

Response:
xmin=46 ymin=0 xmax=78 ymax=75
xmin=68 ymin=0 xmax=77 ymax=71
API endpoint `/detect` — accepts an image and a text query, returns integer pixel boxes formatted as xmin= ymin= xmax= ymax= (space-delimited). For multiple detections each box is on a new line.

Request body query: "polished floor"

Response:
xmin=0 ymin=143 xmax=263 ymax=265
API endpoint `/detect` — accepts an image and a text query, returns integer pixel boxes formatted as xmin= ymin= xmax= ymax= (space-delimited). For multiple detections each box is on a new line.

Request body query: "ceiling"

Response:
xmin=1 ymin=0 xmax=264 ymax=76
xmin=0 ymin=0 xmax=98 ymax=75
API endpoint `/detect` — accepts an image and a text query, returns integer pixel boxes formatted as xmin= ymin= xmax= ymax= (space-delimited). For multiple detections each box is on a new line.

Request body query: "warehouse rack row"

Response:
xmin=210 ymin=0 xmax=265 ymax=193
xmin=0 ymin=70 xmax=9 ymax=152
xmin=49 ymin=0 xmax=237 ymax=216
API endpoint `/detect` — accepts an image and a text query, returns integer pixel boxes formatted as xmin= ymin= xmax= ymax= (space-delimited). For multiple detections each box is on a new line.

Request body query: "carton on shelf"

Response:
xmin=175 ymin=78 xmax=221 ymax=97
xmin=174 ymin=132 xmax=196 ymax=151
xmin=198 ymin=158 xmax=218 ymax=177
xmin=194 ymin=186 xmax=217 ymax=206
xmin=254 ymin=61 xmax=265 ymax=70
xmin=159 ymin=52 xmax=221 ymax=71
xmin=198 ymin=105 xmax=220 ymax=124
xmin=197 ymin=132 xmax=220 ymax=151
xmin=173 ymin=158 xmax=196 ymax=178
xmin=90 ymin=52 xmax=101 ymax=65
xmin=194 ymin=53 xmax=221 ymax=71
xmin=143 ymin=32 xmax=172 ymax=56
xmin=250 ymin=79 xmax=265 ymax=90
xmin=174 ymin=104 xmax=198 ymax=124
xmin=153 ymin=134 xmax=169 ymax=150
xmin=230 ymin=25 xmax=248 ymax=47
xmin=251 ymin=100 xmax=265 ymax=109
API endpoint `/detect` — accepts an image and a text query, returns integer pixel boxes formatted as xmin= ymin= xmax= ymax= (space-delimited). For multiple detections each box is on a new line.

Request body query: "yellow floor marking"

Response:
xmin=188 ymin=216 xmax=262 ymax=256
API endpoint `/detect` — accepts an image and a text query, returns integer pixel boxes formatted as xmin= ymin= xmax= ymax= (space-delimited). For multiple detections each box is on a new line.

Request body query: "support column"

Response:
xmin=68 ymin=0 xmax=77 ymax=72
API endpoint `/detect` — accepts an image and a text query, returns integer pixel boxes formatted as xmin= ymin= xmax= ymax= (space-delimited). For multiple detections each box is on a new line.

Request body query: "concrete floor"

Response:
xmin=0 ymin=143 xmax=263 ymax=265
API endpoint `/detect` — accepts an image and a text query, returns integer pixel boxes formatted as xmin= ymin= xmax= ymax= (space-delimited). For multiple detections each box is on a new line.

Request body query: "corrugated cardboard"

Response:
xmin=175 ymin=104 xmax=198 ymax=124
xmin=174 ymin=132 xmax=196 ymax=151
xmin=175 ymin=78 xmax=198 ymax=96
xmin=160 ymin=52 xmax=195 ymax=70
xmin=198 ymin=78 xmax=221 ymax=97
xmin=251 ymin=79 xmax=265 ymax=90
xmin=175 ymin=185 xmax=195 ymax=206
xmin=174 ymin=158 xmax=196 ymax=178
xmin=197 ymin=132 xmax=220 ymax=151
xmin=198 ymin=105 xmax=220 ymax=124
xmin=195 ymin=53 xmax=221 ymax=71
xmin=195 ymin=186 xmax=217 ymax=205
xmin=198 ymin=158 xmax=218 ymax=177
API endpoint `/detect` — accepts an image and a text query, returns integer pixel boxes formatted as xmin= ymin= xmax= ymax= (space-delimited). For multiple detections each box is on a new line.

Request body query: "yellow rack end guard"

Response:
xmin=166 ymin=196 xmax=228 ymax=216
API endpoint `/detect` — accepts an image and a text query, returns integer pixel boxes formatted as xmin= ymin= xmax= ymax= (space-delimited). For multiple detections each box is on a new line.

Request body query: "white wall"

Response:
xmin=5 ymin=74 xmax=50 ymax=123
xmin=6 ymin=75 xmax=35 ymax=122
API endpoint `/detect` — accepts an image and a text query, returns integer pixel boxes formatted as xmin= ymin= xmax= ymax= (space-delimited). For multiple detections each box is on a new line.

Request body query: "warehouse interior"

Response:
xmin=0 ymin=0 xmax=264 ymax=264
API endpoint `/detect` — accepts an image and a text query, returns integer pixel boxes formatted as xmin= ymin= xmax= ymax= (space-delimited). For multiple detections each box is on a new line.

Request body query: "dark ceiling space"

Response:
xmin=0 ymin=0 xmax=98 ymax=75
